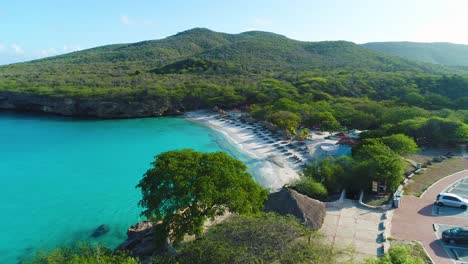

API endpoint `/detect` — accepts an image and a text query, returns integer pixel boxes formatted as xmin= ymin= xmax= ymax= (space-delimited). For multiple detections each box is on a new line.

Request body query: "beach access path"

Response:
xmin=321 ymin=198 xmax=388 ymax=263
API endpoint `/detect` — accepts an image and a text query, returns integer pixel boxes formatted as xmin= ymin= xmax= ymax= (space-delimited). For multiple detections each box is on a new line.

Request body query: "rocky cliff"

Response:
xmin=117 ymin=221 xmax=163 ymax=264
xmin=0 ymin=92 xmax=185 ymax=118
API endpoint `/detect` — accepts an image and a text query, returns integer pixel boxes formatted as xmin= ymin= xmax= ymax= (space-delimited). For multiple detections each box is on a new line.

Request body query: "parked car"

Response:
xmin=442 ymin=227 xmax=468 ymax=244
xmin=435 ymin=193 xmax=468 ymax=209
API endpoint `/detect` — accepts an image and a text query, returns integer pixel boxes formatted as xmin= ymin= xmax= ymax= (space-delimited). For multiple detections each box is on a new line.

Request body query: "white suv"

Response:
xmin=436 ymin=193 xmax=468 ymax=209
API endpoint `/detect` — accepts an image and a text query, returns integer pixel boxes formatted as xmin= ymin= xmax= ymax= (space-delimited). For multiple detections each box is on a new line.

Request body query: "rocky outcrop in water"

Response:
xmin=91 ymin=224 xmax=110 ymax=238
xmin=0 ymin=92 xmax=184 ymax=118
xmin=118 ymin=214 xmax=231 ymax=262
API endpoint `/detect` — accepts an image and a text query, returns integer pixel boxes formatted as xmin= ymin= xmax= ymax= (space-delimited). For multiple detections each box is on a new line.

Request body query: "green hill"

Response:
xmin=1 ymin=28 xmax=468 ymax=118
xmin=362 ymin=41 xmax=468 ymax=66
xmin=8 ymin=28 xmax=442 ymax=72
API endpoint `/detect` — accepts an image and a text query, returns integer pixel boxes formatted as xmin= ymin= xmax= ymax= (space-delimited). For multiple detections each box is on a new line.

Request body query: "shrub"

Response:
xmin=22 ymin=243 xmax=138 ymax=264
xmin=152 ymin=213 xmax=340 ymax=264
xmin=365 ymin=245 xmax=425 ymax=264
xmin=292 ymin=177 xmax=328 ymax=200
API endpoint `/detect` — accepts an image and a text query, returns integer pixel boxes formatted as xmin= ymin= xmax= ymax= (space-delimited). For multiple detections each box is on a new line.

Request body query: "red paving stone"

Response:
xmin=392 ymin=170 xmax=468 ymax=264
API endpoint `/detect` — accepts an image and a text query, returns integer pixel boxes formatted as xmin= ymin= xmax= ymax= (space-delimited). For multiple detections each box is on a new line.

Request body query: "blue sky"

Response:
xmin=1 ymin=0 xmax=467 ymax=65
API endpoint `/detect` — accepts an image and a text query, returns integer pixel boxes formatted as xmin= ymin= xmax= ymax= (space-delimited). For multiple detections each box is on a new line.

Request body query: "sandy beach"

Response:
xmin=185 ymin=111 xmax=303 ymax=192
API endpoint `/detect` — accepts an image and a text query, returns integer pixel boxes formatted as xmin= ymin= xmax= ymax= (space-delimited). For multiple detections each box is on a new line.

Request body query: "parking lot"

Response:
xmin=435 ymin=224 xmax=468 ymax=264
xmin=446 ymin=178 xmax=468 ymax=199
xmin=434 ymin=179 xmax=468 ymax=263
xmin=433 ymin=178 xmax=468 ymax=219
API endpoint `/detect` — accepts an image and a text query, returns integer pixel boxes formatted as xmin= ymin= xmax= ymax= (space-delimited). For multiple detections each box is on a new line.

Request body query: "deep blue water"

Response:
xmin=0 ymin=112 xmax=241 ymax=263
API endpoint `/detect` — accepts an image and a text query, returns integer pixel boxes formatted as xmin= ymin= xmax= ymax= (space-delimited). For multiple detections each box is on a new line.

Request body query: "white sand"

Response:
xmin=185 ymin=111 xmax=301 ymax=192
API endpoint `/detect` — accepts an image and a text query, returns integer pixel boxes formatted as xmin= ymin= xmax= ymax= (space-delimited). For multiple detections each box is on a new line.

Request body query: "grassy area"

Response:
xmin=403 ymin=162 xmax=415 ymax=175
xmin=362 ymin=193 xmax=392 ymax=206
xmin=404 ymin=157 xmax=468 ymax=196
xmin=388 ymin=239 xmax=432 ymax=264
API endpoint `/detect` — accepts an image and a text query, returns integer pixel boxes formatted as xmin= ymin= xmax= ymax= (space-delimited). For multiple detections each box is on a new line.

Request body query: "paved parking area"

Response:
xmin=392 ymin=170 xmax=468 ymax=264
xmin=433 ymin=205 xmax=468 ymax=219
xmin=435 ymin=224 xmax=468 ymax=264
xmin=445 ymin=178 xmax=468 ymax=199
xmin=320 ymin=199 xmax=386 ymax=262
xmin=434 ymin=178 xmax=468 ymax=219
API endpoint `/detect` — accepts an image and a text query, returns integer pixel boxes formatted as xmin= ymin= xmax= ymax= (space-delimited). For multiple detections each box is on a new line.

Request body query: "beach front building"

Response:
xmin=305 ymin=131 xmax=360 ymax=160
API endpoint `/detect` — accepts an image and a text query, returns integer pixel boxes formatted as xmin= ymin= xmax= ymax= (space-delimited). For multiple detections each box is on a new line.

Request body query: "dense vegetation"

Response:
xmin=7 ymin=29 xmax=454 ymax=263
xmin=0 ymin=29 xmax=467 ymax=106
xmin=23 ymin=243 xmax=137 ymax=264
xmin=24 ymin=215 xmax=427 ymax=264
xmin=1 ymin=28 xmax=468 ymax=145
xmin=152 ymin=213 xmax=342 ymax=264
xmin=296 ymin=134 xmax=419 ymax=196
xmin=363 ymin=41 xmax=468 ymax=66
xmin=137 ymin=149 xmax=268 ymax=249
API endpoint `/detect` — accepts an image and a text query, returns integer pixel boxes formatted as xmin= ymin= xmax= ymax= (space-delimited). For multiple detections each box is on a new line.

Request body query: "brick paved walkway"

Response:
xmin=321 ymin=199 xmax=386 ymax=262
xmin=392 ymin=170 xmax=468 ymax=264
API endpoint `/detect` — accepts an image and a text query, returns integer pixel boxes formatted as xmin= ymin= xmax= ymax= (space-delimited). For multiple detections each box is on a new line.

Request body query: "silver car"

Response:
xmin=436 ymin=193 xmax=468 ymax=209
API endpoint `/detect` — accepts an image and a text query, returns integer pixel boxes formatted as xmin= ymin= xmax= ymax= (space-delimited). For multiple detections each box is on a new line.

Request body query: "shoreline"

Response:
xmin=185 ymin=111 xmax=303 ymax=192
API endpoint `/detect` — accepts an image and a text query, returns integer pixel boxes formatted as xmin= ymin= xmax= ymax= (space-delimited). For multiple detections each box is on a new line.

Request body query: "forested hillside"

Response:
xmin=363 ymin=41 xmax=468 ymax=66
xmin=0 ymin=28 xmax=468 ymax=136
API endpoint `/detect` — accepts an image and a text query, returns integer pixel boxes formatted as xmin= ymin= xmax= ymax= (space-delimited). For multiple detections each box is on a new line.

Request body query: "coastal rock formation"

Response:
xmin=117 ymin=221 xmax=166 ymax=263
xmin=0 ymin=92 xmax=184 ymax=118
xmin=263 ymin=188 xmax=326 ymax=230
xmin=118 ymin=214 xmax=232 ymax=262
xmin=91 ymin=224 xmax=109 ymax=238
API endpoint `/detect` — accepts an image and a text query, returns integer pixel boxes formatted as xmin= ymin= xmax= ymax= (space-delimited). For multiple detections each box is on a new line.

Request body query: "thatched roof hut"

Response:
xmin=334 ymin=132 xmax=350 ymax=138
xmin=336 ymin=137 xmax=360 ymax=146
xmin=263 ymin=188 xmax=326 ymax=230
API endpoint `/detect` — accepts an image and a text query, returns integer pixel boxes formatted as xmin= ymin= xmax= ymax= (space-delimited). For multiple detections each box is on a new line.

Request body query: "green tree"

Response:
xmin=398 ymin=117 xmax=468 ymax=146
xmin=137 ymin=149 xmax=268 ymax=248
xmin=267 ymin=110 xmax=301 ymax=134
xmin=318 ymin=112 xmax=341 ymax=132
xmin=354 ymin=141 xmax=404 ymax=191
xmin=380 ymin=134 xmax=419 ymax=155
xmin=296 ymin=128 xmax=310 ymax=141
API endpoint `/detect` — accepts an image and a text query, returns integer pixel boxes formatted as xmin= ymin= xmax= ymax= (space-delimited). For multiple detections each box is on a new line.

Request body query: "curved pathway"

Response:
xmin=391 ymin=170 xmax=468 ymax=264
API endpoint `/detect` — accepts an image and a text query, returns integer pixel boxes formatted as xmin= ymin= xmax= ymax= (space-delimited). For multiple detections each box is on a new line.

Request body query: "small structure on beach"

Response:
xmin=306 ymin=137 xmax=354 ymax=159
xmin=226 ymin=109 xmax=243 ymax=118
xmin=335 ymin=137 xmax=359 ymax=156
xmin=334 ymin=132 xmax=349 ymax=138
xmin=336 ymin=137 xmax=360 ymax=147
xmin=263 ymin=188 xmax=326 ymax=230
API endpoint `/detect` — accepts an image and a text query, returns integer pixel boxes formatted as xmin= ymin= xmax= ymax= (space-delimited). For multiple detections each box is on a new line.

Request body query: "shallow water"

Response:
xmin=0 ymin=112 xmax=253 ymax=263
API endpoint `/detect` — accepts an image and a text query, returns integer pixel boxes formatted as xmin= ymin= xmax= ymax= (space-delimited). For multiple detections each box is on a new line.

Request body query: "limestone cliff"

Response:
xmin=0 ymin=92 xmax=185 ymax=118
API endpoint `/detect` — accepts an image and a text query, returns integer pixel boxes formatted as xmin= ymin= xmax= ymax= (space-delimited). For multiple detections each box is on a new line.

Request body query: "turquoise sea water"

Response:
xmin=0 ymin=112 xmax=250 ymax=263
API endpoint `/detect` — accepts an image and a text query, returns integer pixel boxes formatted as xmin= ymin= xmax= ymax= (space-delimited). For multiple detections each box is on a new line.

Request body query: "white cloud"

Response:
xmin=63 ymin=45 xmax=81 ymax=53
xmin=10 ymin=44 xmax=24 ymax=55
xmin=253 ymin=17 xmax=272 ymax=28
xmin=39 ymin=48 xmax=58 ymax=57
xmin=244 ymin=28 xmax=259 ymax=32
xmin=120 ymin=15 xmax=131 ymax=25
xmin=36 ymin=44 xmax=82 ymax=58
xmin=0 ymin=43 xmax=5 ymax=53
